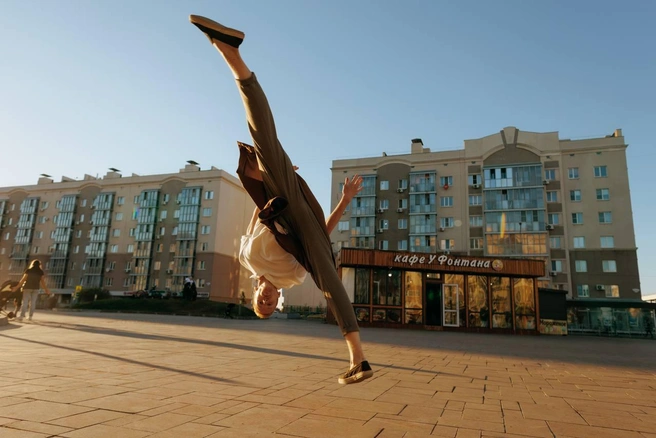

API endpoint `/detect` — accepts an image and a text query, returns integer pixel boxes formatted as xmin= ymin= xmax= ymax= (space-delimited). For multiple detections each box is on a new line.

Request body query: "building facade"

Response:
xmin=0 ymin=163 xmax=255 ymax=302
xmin=325 ymin=127 xmax=640 ymax=302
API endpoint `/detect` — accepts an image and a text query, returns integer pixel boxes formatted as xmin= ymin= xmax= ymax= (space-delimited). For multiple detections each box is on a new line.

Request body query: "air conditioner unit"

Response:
xmin=176 ymin=200 xmax=181 ymax=205
xmin=549 ymin=272 xmax=557 ymax=277
xmin=377 ymin=208 xmax=385 ymax=213
xmin=166 ymin=269 xmax=173 ymax=274
xmin=543 ymin=180 xmax=550 ymax=185
xmin=105 ymin=268 xmax=111 ymax=273
xmin=90 ymin=205 xmax=96 ymax=209
xmin=159 ymin=218 xmax=164 ymax=222
xmin=396 ymin=208 xmax=404 ymax=213
xmin=163 ymin=201 xmax=168 ymax=205
xmin=377 ymin=228 xmax=385 ymax=233
xmin=125 ymin=268 xmax=131 ymax=273
xmin=473 ymin=184 xmax=481 ymax=189
xmin=439 ymin=227 xmax=445 ymax=232
xmin=546 ymin=225 xmax=554 ymax=230
xmin=397 ymin=188 xmax=405 ymax=193
xmin=596 ymin=284 xmax=605 ymax=291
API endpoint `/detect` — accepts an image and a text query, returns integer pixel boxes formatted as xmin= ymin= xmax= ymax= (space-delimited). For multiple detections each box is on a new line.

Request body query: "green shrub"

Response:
xmin=77 ymin=287 xmax=111 ymax=303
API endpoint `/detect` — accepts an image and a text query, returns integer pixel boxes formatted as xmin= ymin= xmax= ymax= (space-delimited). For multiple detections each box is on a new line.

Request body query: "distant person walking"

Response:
xmin=12 ymin=260 xmax=51 ymax=322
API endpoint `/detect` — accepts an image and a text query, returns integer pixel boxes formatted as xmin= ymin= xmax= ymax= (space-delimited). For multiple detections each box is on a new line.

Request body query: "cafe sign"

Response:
xmin=393 ymin=254 xmax=503 ymax=271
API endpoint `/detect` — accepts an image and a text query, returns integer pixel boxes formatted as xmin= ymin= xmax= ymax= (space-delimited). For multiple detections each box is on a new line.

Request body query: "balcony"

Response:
xmin=50 ymin=250 xmax=69 ymax=259
xmin=91 ymin=217 xmax=110 ymax=226
xmin=409 ymin=205 xmax=437 ymax=214
xmin=409 ymin=183 xmax=436 ymax=193
xmin=409 ymin=245 xmax=437 ymax=253
xmin=93 ymin=201 xmax=113 ymax=210
xmin=409 ymin=225 xmax=437 ymax=235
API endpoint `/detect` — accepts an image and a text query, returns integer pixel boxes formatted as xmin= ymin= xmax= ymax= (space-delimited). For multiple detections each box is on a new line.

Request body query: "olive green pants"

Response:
xmin=237 ymin=73 xmax=359 ymax=335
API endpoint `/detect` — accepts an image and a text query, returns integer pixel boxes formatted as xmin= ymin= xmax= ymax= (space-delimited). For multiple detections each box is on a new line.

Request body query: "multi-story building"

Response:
xmin=323 ymin=126 xmax=640 ymax=301
xmin=0 ymin=162 xmax=255 ymax=302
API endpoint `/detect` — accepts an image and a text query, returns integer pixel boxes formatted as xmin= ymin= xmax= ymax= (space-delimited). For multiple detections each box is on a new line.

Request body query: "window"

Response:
xmin=600 ymin=236 xmax=614 ymax=248
xmin=551 ymin=260 xmax=563 ymax=272
xmin=547 ymin=213 xmax=559 ymax=225
xmin=398 ymin=218 xmax=408 ymax=229
xmin=201 ymin=225 xmax=210 ymax=235
xmin=398 ymin=198 xmax=408 ymax=209
xmin=440 ymin=217 xmax=454 ymax=228
xmin=576 ymin=284 xmax=590 ymax=298
xmin=602 ymin=260 xmax=617 ymax=272
xmin=575 ymin=260 xmax=587 ymax=272
xmin=440 ymin=239 xmax=455 ymax=250
xmin=546 ymin=191 xmax=558 ymax=202
xmin=4 ymin=233 xmax=9 ymax=240
xmin=549 ymin=236 xmax=561 ymax=248
xmin=379 ymin=199 xmax=389 ymax=210
xmin=204 ymin=191 xmax=214 ymax=200
xmin=162 ymin=193 xmax=170 ymax=204
xmin=129 ymin=228 xmax=135 ymax=237
xmin=160 ymin=210 xmax=168 ymax=220
xmin=112 ymin=229 xmax=120 ymax=237
xmin=169 ymin=244 xmax=176 ymax=252
xmin=469 ymin=215 xmax=483 ymax=227
xmin=598 ymin=212 xmax=612 ymax=224
xmin=380 ymin=181 xmax=389 ymax=190
xmin=105 ymin=278 xmax=113 ymax=287
xmin=115 ymin=212 xmax=123 ymax=221
xmin=440 ymin=196 xmax=453 ymax=207
xmin=81 ymin=199 xmax=87 ymax=207
xmin=439 ymin=176 xmax=453 ymax=187
xmin=127 ymin=244 xmax=134 ymax=253
xmin=338 ymin=220 xmax=349 ymax=231
xmin=544 ymin=169 xmax=556 ymax=181
xmin=198 ymin=261 xmax=206 ymax=270
xmin=398 ymin=179 xmax=408 ymax=190
xmin=468 ymin=195 xmax=481 ymax=206
xmin=573 ymin=237 xmax=585 ymax=248
xmin=172 ymin=226 xmax=178 ymax=236
xmin=398 ymin=240 xmax=408 ymax=250
xmin=568 ymin=168 xmax=579 ymax=179
xmin=117 ymin=196 xmax=125 ymax=205
xmin=201 ymin=242 xmax=208 ymax=251
xmin=174 ymin=210 xmax=180 ymax=219
xmin=570 ymin=190 xmax=581 ymax=202
xmin=596 ymin=188 xmax=610 ymax=201
xmin=572 ymin=213 xmax=583 ymax=225
xmin=75 ymin=230 xmax=81 ymax=238
xmin=470 ymin=238 xmax=483 ymax=249
xmin=79 ymin=214 xmax=85 ymax=223
xmin=74 ymin=245 xmax=80 ymax=254
xmin=159 ymin=226 xmax=165 ymax=236
xmin=33 ymin=246 xmax=39 ymax=254
xmin=40 ymin=201 xmax=49 ymax=210
xmin=154 ymin=261 xmax=161 ymax=270
xmin=378 ymin=240 xmax=389 ymax=250
xmin=605 ymin=285 xmax=619 ymax=298
xmin=594 ymin=166 xmax=608 ymax=178
xmin=468 ymin=174 xmax=481 ymax=186
xmin=157 ymin=243 xmax=163 ymax=252
xmin=202 ymin=208 xmax=212 ymax=217
xmin=110 ymin=244 xmax=118 ymax=253
xmin=379 ymin=219 xmax=389 ymax=230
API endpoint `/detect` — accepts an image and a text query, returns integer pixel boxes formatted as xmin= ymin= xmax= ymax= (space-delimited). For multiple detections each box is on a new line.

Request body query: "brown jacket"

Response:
xmin=236 ymin=141 xmax=332 ymax=281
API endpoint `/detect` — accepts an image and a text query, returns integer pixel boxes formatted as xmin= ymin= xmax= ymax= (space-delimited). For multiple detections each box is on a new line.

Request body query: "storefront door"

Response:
xmin=425 ymin=282 xmax=442 ymax=326
xmin=443 ymin=284 xmax=459 ymax=327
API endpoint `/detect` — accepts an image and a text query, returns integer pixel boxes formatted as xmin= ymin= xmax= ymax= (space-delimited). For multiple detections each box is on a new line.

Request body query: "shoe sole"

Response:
xmin=338 ymin=369 xmax=374 ymax=385
xmin=189 ymin=15 xmax=244 ymax=43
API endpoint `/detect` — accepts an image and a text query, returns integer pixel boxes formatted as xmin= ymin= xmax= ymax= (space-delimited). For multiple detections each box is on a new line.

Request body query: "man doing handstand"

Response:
xmin=190 ymin=14 xmax=373 ymax=384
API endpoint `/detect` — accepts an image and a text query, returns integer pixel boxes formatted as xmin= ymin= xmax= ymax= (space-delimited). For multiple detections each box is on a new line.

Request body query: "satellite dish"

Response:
xmin=632 ymin=288 xmax=640 ymax=294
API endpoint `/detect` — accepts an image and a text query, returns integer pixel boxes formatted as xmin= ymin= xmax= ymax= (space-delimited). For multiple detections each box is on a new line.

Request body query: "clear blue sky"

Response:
xmin=1 ymin=1 xmax=654 ymax=295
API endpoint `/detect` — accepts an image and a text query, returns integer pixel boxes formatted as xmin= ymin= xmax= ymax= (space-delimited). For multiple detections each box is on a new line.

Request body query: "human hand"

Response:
xmin=293 ymin=165 xmax=299 ymax=171
xmin=342 ymin=175 xmax=363 ymax=201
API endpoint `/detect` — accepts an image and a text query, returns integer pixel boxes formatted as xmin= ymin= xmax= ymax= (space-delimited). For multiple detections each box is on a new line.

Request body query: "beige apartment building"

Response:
xmin=0 ymin=162 xmax=255 ymax=302
xmin=312 ymin=126 xmax=640 ymax=303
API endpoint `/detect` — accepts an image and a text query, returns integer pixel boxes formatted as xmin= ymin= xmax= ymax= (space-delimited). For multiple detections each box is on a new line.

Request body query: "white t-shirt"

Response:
xmin=239 ymin=219 xmax=307 ymax=289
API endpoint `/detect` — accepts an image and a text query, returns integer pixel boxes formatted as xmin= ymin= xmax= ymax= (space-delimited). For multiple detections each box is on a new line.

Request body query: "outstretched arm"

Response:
xmin=11 ymin=274 xmax=27 ymax=293
xmin=326 ymin=175 xmax=363 ymax=234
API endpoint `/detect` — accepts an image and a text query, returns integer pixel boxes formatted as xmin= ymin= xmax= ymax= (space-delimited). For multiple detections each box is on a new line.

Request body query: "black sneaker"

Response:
xmin=338 ymin=361 xmax=374 ymax=385
xmin=189 ymin=15 xmax=244 ymax=48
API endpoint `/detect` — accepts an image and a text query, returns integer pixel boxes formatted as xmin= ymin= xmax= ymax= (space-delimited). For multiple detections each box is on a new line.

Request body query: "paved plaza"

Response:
xmin=0 ymin=311 xmax=654 ymax=438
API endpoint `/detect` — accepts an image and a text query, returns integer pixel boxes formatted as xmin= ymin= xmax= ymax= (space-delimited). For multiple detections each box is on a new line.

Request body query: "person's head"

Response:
xmin=252 ymin=276 xmax=281 ymax=319
xmin=28 ymin=259 xmax=42 ymax=270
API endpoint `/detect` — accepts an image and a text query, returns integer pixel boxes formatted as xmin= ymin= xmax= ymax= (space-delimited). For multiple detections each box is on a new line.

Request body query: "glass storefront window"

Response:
xmin=513 ymin=278 xmax=536 ymax=329
xmin=490 ymin=277 xmax=512 ymax=328
xmin=354 ymin=307 xmax=370 ymax=323
xmin=373 ymin=269 xmax=402 ymax=306
xmin=467 ymin=275 xmax=489 ymax=328
xmin=354 ymin=268 xmax=370 ymax=304
xmin=405 ymin=272 xmax=422 ymax=309
xmin=444 ymin=274 xmax=465 ymax=327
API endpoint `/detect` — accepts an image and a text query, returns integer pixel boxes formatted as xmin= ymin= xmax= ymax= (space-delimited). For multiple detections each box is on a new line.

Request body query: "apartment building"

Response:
xmin=0 ymin=162 xmax=255 ymax=302
xmin=326 ymin=126 xmax=640 ymax=301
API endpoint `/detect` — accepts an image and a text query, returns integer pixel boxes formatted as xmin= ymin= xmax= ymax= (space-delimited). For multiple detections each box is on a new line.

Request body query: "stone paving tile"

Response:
xmin=0 ymin=401 xmax=93 ymax=423
xmin=0 ymin=428 xmax=49 ymax=438
xmin=277 ymin=416 xmax=382 ymax=438
xmin=74 ymin=393 xmax=170 ymax=413
xmin=147 ymin=421 xmax=226 ymax=437
xmin=48 ymin=409 xmax=128 ymax=428
xmin=2 ymin=420 xmax=72 ymax=435
xmin=124 ymin=412 xmax=196 ymax=432
xmin=547 ymin=421 xmax=644 ymax=438
xmin=60 ymin=424 xmax=151 ymax=438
